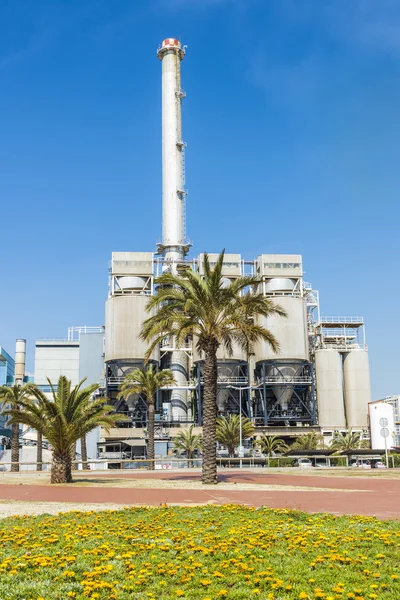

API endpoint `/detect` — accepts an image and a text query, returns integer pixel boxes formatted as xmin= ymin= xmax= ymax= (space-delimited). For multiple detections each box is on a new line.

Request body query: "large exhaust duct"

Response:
xmin=14 ymin=339 xmax=26 ymax=385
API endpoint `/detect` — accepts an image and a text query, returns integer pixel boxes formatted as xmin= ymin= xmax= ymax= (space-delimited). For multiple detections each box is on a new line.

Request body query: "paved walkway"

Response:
xmin=0 ymin=471 xmax=398 ymax=519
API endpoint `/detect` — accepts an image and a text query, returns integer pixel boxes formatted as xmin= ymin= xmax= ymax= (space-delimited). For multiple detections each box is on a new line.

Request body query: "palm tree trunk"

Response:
xmin=202 ymin=343 xmax=218 ymax=484
xmin=147 ymin=403 xmax=155 ymax=470
xmin=188 ymin=452 xmax=193 ymax=469
xmin=51 ymin=451 xmax=72 ymax=484
xmin=36 ymin=431 xmax=43 ymax=471
xmin=11 ymin=422 xmax=19 ymax=472
xmin=71 ymin=442 xmax=77 ymax=471
xmin=81 ymin=435 xmax=89 ymax=470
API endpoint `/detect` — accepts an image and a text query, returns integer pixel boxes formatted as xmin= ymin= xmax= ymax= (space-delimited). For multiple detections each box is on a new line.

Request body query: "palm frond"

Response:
xmin=5 ymin=376 xmax=128 ymax=454
xmin=118 ymin=366 xmax=176 ymax=406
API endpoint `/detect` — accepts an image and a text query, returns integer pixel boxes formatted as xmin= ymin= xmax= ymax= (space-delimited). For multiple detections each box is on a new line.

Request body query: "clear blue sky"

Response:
xmin=1 ymin=0 xmax=398 ymax=398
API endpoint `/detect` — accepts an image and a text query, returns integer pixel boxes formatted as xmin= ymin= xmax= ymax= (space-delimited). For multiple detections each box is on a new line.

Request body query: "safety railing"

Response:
xmin=67 ymin=326 xmax=104 ymax=341
xmin=198 ymin=376 xmax=248 ymax=384
xmin=319 ymin=343 xmax=365 ymax=350
xmin=262 ymin=376 xmax=313 ymax=384
xmin=107 ymin=376 xmax=193 ymax=387
xmin=3 ymin=454 xmax=397 ymax=473
xmin=320 ymin=316 xmax=364 ymax=324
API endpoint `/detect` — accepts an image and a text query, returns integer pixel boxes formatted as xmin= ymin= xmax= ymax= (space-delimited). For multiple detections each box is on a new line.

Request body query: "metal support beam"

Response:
xmin=197 ymin=362 xmax=202 ymax=425
xmin=262 ymin=362 xmax=268 ymax=425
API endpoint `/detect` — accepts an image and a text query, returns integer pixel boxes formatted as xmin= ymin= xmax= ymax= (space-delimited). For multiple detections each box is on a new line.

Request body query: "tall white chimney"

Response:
xmin=156 ymin=38 xmax=189 ymax=420
xmin=157 ymin=38 xmax=189 ymax=261
xmin=14 ymin=339 xmax=26 ymax=386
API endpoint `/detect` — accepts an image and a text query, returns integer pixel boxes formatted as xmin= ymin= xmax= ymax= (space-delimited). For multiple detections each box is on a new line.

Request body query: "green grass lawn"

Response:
xmin=0 ymin=505 xmax=398 ymax=599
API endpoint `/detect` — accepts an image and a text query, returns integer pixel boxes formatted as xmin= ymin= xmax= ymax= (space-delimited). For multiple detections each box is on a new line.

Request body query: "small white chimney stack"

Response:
xmin=14 ymin=339 xmax=26 ymax=385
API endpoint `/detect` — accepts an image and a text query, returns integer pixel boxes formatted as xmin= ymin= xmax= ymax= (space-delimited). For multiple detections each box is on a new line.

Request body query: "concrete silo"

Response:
xmin=314 ymin=349 xmax=346 ymax=428
xmin=105 ymin=252 xmax=156 ymax=362
xmin=253 ymin=255 xmax=315 ymax=426
xmin=315 ymin=318 xmax=371 ymax=433
xmin=343 ymin=349 xmax=371 ymax=428
xmin=105 ymin=251 xmax=159 ymax=421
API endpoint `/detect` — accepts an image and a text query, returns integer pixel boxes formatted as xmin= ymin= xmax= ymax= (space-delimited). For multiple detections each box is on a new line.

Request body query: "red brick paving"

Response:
xmin=84 ymin=470 xmax=400 ymax=491
xmin=0 ymin=471 xmax=398 ymax=519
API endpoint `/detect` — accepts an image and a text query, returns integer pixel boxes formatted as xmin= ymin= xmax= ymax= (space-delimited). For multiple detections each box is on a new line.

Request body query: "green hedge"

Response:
xmin=330 ymin=456 xmax=347 ymax=467
xmin=267 ymin=457 xmax=293 ymax=468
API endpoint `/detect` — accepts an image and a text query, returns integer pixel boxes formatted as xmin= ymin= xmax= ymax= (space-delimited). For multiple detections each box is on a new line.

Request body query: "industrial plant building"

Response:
xmin=99 ymin=39 xmax=373 ymax=456
xmin=35 ymin=326 xmax=105 ymax=392
xmin=27 ymin=38 xmax=375 ymax=458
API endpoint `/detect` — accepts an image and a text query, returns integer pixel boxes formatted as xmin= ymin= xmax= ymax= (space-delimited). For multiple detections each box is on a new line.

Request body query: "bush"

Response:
xmin=267 ymin=457 xmax=293 ymax=468
xmin=330 ymin=456 xmax=347 ymax=467
xmin=386 ymin=453 xmax=400 ymax=467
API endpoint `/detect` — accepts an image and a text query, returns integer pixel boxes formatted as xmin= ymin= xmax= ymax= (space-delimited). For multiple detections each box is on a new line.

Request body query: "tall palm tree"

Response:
xmin=3 ymin=376 xmax=124 ymax=483
xmin=216 ymin=414 xmax=255 ymax=458
xmin=141 ymin=251 xmax=286 ymax=484
xmin=173 ymin=425 xmax=202 ymax=467
xmin=291 ymin=431 xmax=324 ymax=451
xmin=330 ymin=429 xmax=370 ymax=451
xmin=0 ymin=384 xmax=34 ymax=472
xmin=258 ymin=435 xmax=288 ymax=468
xmin=118 ymin=365 xmax=175 ymax=469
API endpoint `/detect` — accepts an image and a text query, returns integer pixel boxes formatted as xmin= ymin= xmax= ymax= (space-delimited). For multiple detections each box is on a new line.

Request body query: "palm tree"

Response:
xmin=3 ymin=376 xmax=124 ymax=483
xmin=258 ymin=435 xmax=288 ymax=468
xmin=141 ymin=251 xmax=286 ymax=484
xmin=291 ymin=431 xmax=324 ymax=451
xmin=173 ymin=425 xmax=202 ymax=467
xmin=0 ymin=384 xmax=34 ymax=472
xmin=330 ymin=429 xmax=370 ymax=452
xmin=216 ymin=414 xmax=255 ymax=458
xmin=118 ymin=365 xmax=175 ymax=469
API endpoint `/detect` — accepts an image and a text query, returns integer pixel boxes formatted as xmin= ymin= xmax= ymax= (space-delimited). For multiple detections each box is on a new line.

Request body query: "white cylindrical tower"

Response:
xmin=315 ymin=349 xmax=346 ymax=428
xmin=157 ymin=38 xmax=189 ymax=420
xmin=14 ymin=339 xmax=26 ymax=385
xmin=343 ymin=349 xmax=371 ymax=428
xmin=158 ymin=38 xmax=186 ymax=260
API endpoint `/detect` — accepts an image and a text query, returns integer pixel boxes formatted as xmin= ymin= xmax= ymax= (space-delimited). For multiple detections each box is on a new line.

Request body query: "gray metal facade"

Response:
xmin=79 ymin=331 xmax=105 ymax=387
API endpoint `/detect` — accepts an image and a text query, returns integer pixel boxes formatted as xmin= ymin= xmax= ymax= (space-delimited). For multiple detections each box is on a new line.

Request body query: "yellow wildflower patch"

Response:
xmin=0 ymin=506 xmax=397 ymax=598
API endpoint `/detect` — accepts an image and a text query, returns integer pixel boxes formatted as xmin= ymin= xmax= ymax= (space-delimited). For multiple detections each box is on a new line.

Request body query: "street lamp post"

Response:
xmin=228 ymin=385 xmax=252 ymax=468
